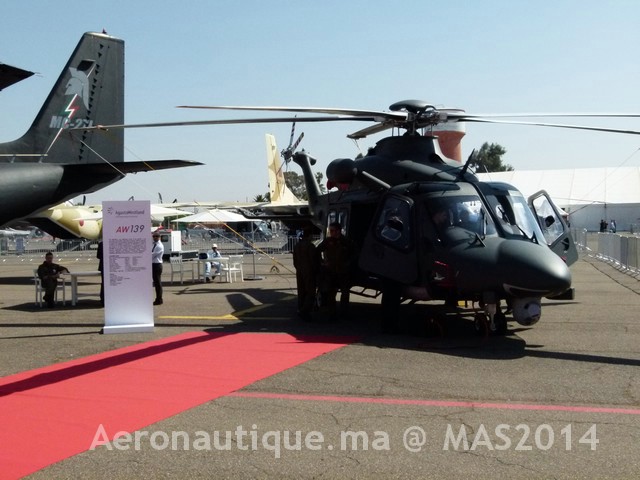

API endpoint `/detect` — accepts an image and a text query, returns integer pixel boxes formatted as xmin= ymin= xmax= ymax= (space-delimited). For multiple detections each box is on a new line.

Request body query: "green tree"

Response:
xmin=315 ymin=172 xmax=327 ymax=194
xmin=284 ymin=171 xmax=306 ymax=199
xmin=253 ymin=193 xmax=269 ymax=202
xmin=470 ymin=142 xmax=513 ymax=172
xmin=282 ymin=171 xmax=326 ymax=200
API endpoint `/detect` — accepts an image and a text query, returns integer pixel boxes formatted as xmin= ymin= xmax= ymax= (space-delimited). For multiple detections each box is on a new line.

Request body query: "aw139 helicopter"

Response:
xmin=84 ymin=100 xmax=640 ymax=333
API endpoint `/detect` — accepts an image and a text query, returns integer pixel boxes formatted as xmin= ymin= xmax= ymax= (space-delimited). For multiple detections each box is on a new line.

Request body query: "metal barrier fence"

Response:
xmin=0 ymin=237 xmax=99 ymax=257
xmin=180 ymin=233 xmax=297 ymax=256
xmin=0 ymin=233 xmax=308 ymax=259
xmin=572 ymin=229 xmax=640 ymax=279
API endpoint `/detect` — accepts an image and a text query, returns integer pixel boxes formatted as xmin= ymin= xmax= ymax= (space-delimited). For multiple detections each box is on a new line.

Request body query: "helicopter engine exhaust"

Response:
xmin=512 ymin=297 xmax=542 ymax=326
xmin=327 ymin=158 xmax=391 ymax=191
xmin=326 ymin=158 xmax=357 ymax=184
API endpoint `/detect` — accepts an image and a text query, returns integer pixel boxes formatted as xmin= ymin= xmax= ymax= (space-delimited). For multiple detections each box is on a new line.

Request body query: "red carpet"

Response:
xmin=0 ymin=332 xmax=355 ymax=479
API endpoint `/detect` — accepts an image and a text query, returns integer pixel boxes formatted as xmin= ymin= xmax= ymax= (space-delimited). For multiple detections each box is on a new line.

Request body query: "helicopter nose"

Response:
xmin=499 ymin=241 xmax=572 ymax=298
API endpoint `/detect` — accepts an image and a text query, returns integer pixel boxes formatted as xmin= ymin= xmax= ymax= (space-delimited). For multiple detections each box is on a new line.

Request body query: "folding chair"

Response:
xmin=169 ymin=256 xmax=195 ymax=284
xmin=221 ymin=255 xmax=244 ymax=283
xmin=34 ymin=269 xmax=66 ymax=307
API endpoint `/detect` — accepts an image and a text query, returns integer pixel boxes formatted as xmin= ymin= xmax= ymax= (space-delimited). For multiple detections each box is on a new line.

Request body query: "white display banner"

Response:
xmin=102 ymin=201 xmax=154 ymax=334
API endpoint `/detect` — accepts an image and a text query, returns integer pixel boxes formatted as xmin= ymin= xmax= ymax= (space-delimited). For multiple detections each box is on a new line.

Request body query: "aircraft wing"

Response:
xmin=248 ymin=201 xmax=310 ymax=216
xmin=64 ymin=159 xmax=203 ymax=174
xmin=153 ymin=133 xmax=311 ymax=218
xmin=26 ymin=201 xmax=194 ymax=240
xmin=154 ymin=201 xmax=226 ymax=209
xmin=0 ymin=227 xmax=31 ymax=237
xmin=0 ymin=63 xmax=35 ymax=91
xmin=27 ymin=203 xmax=103 ymax=240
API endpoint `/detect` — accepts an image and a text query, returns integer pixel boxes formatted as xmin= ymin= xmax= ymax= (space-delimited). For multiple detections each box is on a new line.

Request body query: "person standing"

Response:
xmin=599 ymin=219 xmax=607 ymax=233
xmin=293 ymin=227 xmax=317 ymax=319
xmin=152 ymin=232 xmax=164 ymax=305
xmin=316 ymin=222 xmax=355 ymax=318
xmin=37 ymin=251 xmax=69 ymax=308
xmin=97 ymin=240 xmax=104 ymax=306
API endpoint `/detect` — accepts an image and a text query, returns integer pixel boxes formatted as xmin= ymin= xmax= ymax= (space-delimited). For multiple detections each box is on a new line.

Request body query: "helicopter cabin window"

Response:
xmin=327 ymin=209 xmax=348 ymax=235
xmin=374 ymin=196 xmax=412 ymax=250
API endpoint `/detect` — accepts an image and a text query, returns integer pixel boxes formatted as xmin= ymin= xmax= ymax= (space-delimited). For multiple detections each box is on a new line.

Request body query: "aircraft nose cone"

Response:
xmin=499 ymin=241 xmax=572 ymax=297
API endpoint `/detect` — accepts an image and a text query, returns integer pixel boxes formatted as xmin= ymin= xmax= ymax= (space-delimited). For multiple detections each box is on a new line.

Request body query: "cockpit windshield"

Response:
xmin=425 ymin=194 xmax=497 ymax=242
xmin=483 ymin=187 xmax=546 ymax=241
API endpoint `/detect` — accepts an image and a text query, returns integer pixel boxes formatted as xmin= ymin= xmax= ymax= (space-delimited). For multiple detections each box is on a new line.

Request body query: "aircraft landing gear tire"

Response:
xmin=381 ymin=281 xmax=401 ymax=334
xmin=474 ymin=313 xmax=489 ymax=337
xmin=424 ymin=315 xmax=445 ymax=338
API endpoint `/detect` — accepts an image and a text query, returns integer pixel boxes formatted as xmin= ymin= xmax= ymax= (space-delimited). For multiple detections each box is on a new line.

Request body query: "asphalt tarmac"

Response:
xmin=1 ymin=250 xmax=639 ymax=479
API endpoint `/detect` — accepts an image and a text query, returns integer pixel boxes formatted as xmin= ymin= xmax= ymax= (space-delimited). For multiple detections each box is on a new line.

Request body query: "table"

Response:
xmin=65 ymin=271 xmax=102 ymax=306
xmin=194 ymin=256 xmax=229 ymax=282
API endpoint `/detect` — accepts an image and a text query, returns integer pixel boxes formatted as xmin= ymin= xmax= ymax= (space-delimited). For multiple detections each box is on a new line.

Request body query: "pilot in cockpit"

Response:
xmin=432 ymin=208 xmax=449 ymax=227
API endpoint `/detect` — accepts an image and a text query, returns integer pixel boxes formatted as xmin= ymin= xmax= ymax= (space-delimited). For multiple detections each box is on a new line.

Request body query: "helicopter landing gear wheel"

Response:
xmin=492 ymin=310 xmax=508 ymax=336
xmin=474 ymin=313 xmax=489 ymax=337
xmin=381 ymin=281 xmax=401 ymax=334
xmin=424 ymin=315 xmax=445 ymax=338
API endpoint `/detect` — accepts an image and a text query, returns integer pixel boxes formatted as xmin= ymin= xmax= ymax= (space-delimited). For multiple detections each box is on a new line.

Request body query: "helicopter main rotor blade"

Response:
xmin=73 ymin=115 xmax=377 ymax=131
xmin=177 ymin=104 xmax=406 ymax=123
xmin=449 ymin=112 xmax=640 ymax=119
xmin=462 ymin=117 xmax=640 ymax=135
xmin=347 ymin=121 xmax=397 ymax=139
xmin=179 ymin=105 xmax=640 ymax=121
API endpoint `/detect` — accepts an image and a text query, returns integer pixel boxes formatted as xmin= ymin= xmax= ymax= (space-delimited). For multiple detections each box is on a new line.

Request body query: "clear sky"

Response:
xmin=2 ymin=0 xmax=639 ymax=205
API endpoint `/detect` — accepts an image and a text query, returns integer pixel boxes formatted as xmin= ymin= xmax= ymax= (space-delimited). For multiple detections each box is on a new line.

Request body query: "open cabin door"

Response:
xmin=528 ymin=190 xmax=578 ymax=266
xmin=359 ymin=194 xmax=418 ymax=283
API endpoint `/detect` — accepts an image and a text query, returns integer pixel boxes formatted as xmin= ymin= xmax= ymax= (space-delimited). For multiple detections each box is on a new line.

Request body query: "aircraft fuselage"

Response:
xmin=0 ymin=163 xmax=123 ymax=225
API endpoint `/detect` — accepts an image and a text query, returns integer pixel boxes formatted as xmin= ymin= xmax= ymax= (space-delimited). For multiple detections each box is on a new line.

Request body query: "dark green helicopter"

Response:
xmin=286 ymin=100 xmax=579 ymax=334
xmin=89 ymin=100 xmax=640 ymax=333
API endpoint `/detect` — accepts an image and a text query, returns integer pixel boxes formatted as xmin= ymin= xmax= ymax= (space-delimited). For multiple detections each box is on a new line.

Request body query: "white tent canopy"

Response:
xmin=478 ymin=167 xmax=640 ymax=205
xmin=478 ymin=167 xmax=640 ymax=231
xmin=150 ymin=205 xmax=193 ymax=221
xmin=172 ymin=208 xmax=249 ymax=224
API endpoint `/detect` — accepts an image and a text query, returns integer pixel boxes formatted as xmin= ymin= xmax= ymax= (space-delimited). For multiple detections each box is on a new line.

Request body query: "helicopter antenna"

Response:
xmin=456 ymin=149 xmax=477 ymax=181
xmin=351 ymin=137 xmax=364 ymax=156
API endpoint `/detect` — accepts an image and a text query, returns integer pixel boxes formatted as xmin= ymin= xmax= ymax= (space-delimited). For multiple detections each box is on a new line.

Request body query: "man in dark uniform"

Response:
xmin=316 ymin=222 xmax=355 ymax=318
xmin=37 ymin=251 xmax=69 ymax=308
xmin=293 ymin=226 xmax=317 ymax=320
xmin=97 ymin=241 xmax=104 ymax=306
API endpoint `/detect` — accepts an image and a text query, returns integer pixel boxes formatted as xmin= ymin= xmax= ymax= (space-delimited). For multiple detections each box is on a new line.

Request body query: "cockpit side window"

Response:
xmin=531 ymin=195 xmax=564 ymax=245
xmin=374 ymin=196 xmax=412 ymax=250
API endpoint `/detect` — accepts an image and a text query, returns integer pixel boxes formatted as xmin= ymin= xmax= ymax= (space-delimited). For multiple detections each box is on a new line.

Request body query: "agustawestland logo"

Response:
xmin=105 ymin=206 xmax=147 ymax=217
xmin=114 ymin=209 xmax=146 ymax=217
xmin=49 ymin=67 xmax=94 ymax=130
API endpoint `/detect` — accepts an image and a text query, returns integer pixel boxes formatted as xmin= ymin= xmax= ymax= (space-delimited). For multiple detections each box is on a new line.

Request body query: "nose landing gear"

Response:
xmin=474 ymin=303 xmax=508 ymax=336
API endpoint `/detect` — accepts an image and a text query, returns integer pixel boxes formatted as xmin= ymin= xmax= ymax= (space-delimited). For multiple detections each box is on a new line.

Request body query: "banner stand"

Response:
xmin=102 ymin=201 xmax=155 ymax=334
xmin=102 ymin=324 xmax=155 ymax=334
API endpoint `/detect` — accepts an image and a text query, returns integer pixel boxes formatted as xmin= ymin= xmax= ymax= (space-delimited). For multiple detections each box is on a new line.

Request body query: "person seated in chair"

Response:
xmin=37 ymin=251 xmax=69 ymax=308
xmin=204 ymin=243 xmax=222 ymax=282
